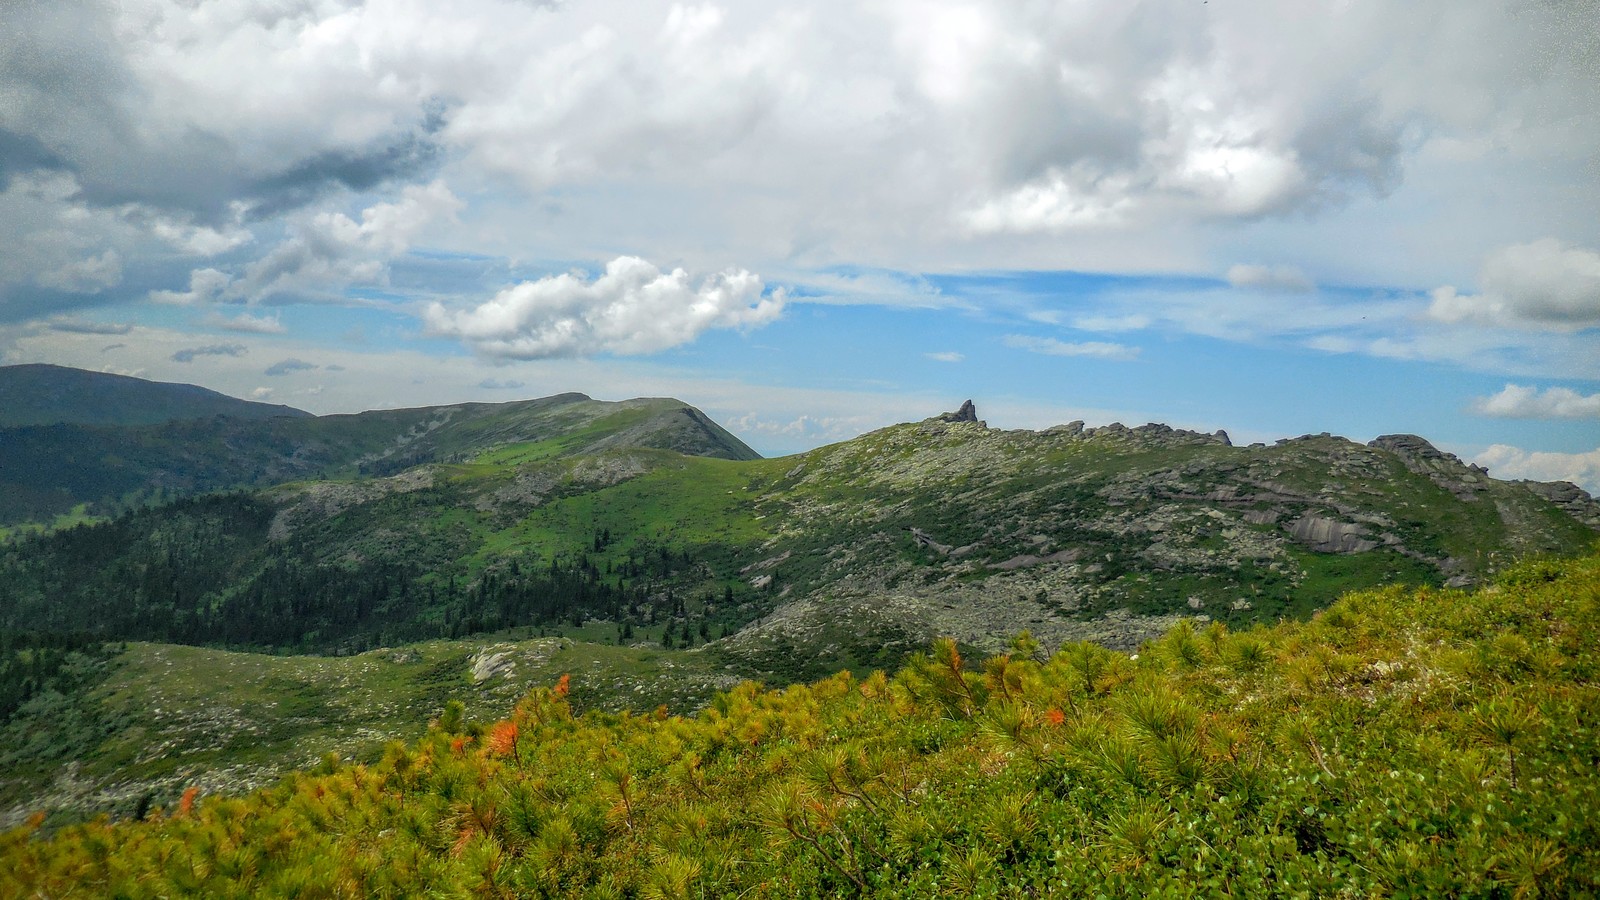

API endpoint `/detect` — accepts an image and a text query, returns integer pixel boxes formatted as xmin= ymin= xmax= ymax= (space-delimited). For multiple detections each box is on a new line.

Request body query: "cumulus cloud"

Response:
xmin=1003 ymin=334 xmax=1140 ymax=361
xmin=1473 ymin=384 xmax=1600 ymax=419
xmin=172 ymin=343 xmax=247 ymax=363
xmin=1428 ymin=239 xmax=1600 ymax=330
xmin=151 ymin=269 xmax=232 ymax=306
xmin=426 ymin=256 xmax=785 ymax=358
xmin=1475 ymin=445 xmax=1600 ymax=494
xmin=1 ymin=0 xmax=1591 ymax=312
xmin=925 ymin=351 xmax=964 ymax=363
xmin=37 ymin=250 xmax=123 ymax=293
xmin=1226 ymin=264 xmax=1315 ymax=293
xmin=204 ymin=312 xmax=286 ymax=334
xmin=264 ymin=358 xmax=318 ymax=376
xmin=249 ymin=387 xmax=274 ymax=400
xmin=230 ymin=181 xmax=462 ymax=303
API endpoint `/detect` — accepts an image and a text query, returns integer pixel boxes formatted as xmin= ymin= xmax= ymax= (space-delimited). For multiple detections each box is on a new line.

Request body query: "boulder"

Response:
xmin=1286 ymin=515 xmax=1379 ymax=554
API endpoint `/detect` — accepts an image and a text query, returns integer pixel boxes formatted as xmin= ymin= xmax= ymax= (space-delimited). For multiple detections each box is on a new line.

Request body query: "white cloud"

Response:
xmin=426 ymin=256 xmax=785 ymax=358
xmin=1475 ymin=444 xmax=1600 ymax=494
xmin=249 ymin=387 xmax=274 ymax=400
xmin=1002 ymin=334 xmax=1140 ymax=361
xmin=150 ymin=220 xmax=252 ymax=257
xmin=1072 ymin=313 xmax=1151 ymax=332
xmin=38 ymin=250 xmax=123 ymax=294
xmin=1226 ymin=264 xmax=1314 ymax=293
xmin=1472 ymin=384 xmax=1600 ymax=420
xmin=1428 ymin=239 xmax=1600 ymax=330
xmin=151 ymin=269 xmax=232 ymax=306
xmin=727 ymin=412 xmax=878 ymax=444
xmin=0 ymin=0 xmax=1594 ymax=312
xmin=47 ymin=317 xmax=132 ymax=336
xmin=229 ymin=181 xmax=463 ymax=303
xmin=203 ymin=312 xmax=287 ymax=334
xmin=925 ymin=351 xmax=964 ymax=363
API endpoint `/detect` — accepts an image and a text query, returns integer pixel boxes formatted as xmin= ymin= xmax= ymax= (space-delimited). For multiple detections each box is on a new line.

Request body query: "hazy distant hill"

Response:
xmin=0 ymin=364 xmax=311 ymax=427
xmin=0 ymin=368 xmax=759 ymax=525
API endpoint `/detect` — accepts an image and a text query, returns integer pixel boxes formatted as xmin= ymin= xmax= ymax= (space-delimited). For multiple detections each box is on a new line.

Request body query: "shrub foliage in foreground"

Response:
xmin=4 ymin=553 xmax=1599 ymax=897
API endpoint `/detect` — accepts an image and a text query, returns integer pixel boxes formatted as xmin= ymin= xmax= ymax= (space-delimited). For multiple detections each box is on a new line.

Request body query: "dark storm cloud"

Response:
xmin=0 ymin=127 xmax=67 ymax=190
xmin=243 ymin=131 xmax=445 ymax=221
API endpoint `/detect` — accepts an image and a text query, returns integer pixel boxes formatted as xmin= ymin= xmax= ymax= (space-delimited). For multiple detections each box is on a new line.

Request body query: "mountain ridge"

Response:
xmin=1 ymin=393 xmax=1598 ymax=826
xmin=0 ymin=364 xmax=312 ymax=427
xmin=0 ymin=367 xmax=758 ymax=526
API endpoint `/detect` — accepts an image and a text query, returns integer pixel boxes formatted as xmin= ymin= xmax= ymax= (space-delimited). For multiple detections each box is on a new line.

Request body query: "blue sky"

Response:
xmin=1 ymin=0 xmax=1597 ymax=488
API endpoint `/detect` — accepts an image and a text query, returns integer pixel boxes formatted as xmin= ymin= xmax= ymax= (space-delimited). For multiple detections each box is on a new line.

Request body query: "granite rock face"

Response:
xmin=1287 ymin=515 xmax=1380 ymax=554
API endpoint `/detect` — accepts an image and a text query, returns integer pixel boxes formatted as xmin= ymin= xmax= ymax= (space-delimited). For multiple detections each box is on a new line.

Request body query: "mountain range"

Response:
xmin=1 ymin=365 xmax=1597 ymax=826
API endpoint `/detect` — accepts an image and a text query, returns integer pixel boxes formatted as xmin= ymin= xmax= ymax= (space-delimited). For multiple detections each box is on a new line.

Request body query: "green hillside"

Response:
xmin=4 ymin=410 xmax=1592 ymax=664
xmin=0 ymin=387 xmax=757 ymax=527
xmin=6 ymin=553 xmax=1598 ymax=897
xmin=0 ymin=364 xmax=310 ymax=427
xmin=1 ymin=401 xmax=1596 ymax=830
xmin=0 ymin=634 xmax=735 ymax=831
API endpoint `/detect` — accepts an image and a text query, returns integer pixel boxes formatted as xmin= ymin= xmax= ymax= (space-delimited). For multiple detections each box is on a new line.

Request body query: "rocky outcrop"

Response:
xmin=1286 ymin=515 xmax=1380 ymax=554
xmin=1519 ymin=481 xmax=1600 ymax=530
xmin=938 ymin=400 xmax=982 ymax=425
xmin=1370 ymin=434 xmax=1493 ymax=501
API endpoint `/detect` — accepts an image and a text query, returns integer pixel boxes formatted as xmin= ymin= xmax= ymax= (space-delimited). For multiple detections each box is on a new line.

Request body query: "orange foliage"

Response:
xmin=1045 ymin=708 xmax=1066 ymax=727
xmin=486 ymin=720 xmax=519 ymax=757
xmin=554 ymin=673 xmax=571 ymax=699
xmin=178 ymin=787 xmax=199 ymax=817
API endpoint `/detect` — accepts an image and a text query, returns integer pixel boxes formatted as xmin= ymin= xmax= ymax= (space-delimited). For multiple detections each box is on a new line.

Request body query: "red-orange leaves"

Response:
xmin=554 ymin=673 xmax=571 ymax=699
xmin=178 ymin=786 xmax=200 ymax=817
xmin=487 ymin=720 xmax=520 ymax=758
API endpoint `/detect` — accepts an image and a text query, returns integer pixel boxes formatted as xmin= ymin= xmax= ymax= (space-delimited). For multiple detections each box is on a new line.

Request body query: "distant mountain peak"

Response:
xmin=0 ymin=364 xmax=311 ymax=427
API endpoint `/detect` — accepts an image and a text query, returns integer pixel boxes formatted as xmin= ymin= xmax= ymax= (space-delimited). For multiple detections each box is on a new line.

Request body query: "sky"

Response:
xmin=2 ymin=0 xmax=1598 ymax=489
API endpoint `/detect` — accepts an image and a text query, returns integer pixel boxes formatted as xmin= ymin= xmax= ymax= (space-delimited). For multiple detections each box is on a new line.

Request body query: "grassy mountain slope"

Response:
xmin=0 ymin=364 xmax=310 ymax=427
xmin=2 ymin=405 xmax=1595 ymax=827
xmin=3 ymin=412 xmax=1594 ymax=663
xmin=6 ymin=553 xmax=1598 ymax=897
xmin=0 ymin=634 xmax=734 ymax=830
xmin=0 ymin=389 xmax=757 ymax=526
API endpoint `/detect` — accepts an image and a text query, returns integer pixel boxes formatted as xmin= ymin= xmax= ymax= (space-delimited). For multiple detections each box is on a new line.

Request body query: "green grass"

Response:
xmin=0 ymin=634 xmax=732 ymax=829
xmin=472 ymin=455 xmax=777 ymax=568
xmin=10 ymin=553 xmax=1600 ymax=897
xmin=0 ymin=504 xmax=105 ymax=541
